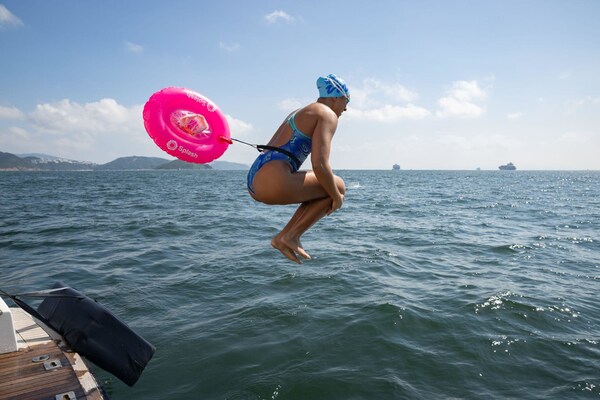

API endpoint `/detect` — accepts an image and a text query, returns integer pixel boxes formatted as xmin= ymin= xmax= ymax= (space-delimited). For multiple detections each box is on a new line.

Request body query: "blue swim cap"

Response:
xmin=317 ymin=74 xmax=350 ymax=101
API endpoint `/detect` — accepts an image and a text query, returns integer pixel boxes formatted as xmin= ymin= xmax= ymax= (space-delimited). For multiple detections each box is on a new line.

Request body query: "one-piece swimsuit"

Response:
xmin=247 ymin=110 xmax=312 ymax=195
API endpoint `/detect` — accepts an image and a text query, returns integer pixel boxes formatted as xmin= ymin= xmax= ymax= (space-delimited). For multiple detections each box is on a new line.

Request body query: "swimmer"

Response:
xmin=247 ymin=74 xmax=349 ymax=264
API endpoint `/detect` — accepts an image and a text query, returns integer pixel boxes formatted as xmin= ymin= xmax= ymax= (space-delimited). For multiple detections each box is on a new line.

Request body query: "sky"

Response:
xmin=1 ymin=0 xmax=599 ymax=170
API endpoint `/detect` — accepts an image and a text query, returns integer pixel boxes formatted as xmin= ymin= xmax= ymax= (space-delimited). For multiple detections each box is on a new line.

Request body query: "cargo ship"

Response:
xmin=499 ymin=162 xmax=516 ymax=170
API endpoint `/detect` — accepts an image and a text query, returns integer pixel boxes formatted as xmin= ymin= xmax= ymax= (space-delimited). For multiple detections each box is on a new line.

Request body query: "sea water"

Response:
xmin=1 ymin=170 xmax=599 ymax=399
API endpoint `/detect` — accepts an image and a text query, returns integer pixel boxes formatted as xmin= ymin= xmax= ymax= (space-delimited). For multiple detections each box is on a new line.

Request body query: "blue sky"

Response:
xmin=1 ymin=1 xmax=599 ymax=169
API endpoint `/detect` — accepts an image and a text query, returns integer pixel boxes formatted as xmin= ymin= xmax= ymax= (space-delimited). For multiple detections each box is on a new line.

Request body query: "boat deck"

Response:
xmin=0 ymin=308 xmax=105 ymax=400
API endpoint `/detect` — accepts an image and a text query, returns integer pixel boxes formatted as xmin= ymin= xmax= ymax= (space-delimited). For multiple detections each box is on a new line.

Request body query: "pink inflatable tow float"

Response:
xmin=143 ymin=87 xmax=232 ymax=164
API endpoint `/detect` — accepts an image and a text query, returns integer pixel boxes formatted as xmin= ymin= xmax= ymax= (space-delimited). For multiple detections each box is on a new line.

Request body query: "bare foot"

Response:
xmin=271 ymin=237 xmax=302 ymax=264
xmin=279 ymin=234 xmax=311 ymax=260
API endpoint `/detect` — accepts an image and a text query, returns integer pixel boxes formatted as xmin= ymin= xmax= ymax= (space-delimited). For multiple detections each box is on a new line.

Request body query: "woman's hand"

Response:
xmin=328 ymin=194 xmax=344 ymax=215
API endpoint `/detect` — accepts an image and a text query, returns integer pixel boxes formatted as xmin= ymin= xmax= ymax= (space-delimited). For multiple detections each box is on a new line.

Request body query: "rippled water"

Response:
xmin=1 ymin=170 xmax=599 ymax=399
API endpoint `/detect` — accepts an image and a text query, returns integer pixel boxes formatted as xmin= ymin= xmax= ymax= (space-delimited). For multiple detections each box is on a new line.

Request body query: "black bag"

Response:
xmin=12 ymin=282 xmax=155 ymax=387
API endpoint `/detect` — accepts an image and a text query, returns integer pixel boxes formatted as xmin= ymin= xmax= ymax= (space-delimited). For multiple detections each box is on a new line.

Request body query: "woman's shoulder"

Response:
xmin=297 ymin=103 xmax=338 ymax=138
xmin=301 ymin=102 xmax=337 ymax=119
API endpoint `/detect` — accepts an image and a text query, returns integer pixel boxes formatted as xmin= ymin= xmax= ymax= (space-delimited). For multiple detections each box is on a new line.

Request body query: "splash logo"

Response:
xmin=178 ymin=146 xmax=198 ymax=159
xmin=167 ymin=140 xmax=178 ymax=150
xmin=184 ymin=90 xmax=216 ymax=112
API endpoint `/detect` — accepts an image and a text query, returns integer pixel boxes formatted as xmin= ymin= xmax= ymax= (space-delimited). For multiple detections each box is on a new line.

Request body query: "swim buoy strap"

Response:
xmin=229 ymin=137 xmax=302 ymax=168
xmin=256 ymin=145 xmax=301 ymax=168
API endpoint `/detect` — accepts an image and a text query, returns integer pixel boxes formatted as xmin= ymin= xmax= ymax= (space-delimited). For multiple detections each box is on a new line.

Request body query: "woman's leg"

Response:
xmin=270 ymin=202 xmax=311 ymax=263
xmin=251 ymin=161 xmax=334 ymax=204
xmin=272 ymin=197 xmax=333 ymax=262
xmin=251 ymin=161 xmax=345 ymax=263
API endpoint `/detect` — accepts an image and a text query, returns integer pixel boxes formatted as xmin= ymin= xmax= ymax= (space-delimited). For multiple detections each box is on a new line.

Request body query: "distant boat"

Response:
xmin=392 ymin=164 xmax=400 ymax=170
xmin=499 ymin=162 xmax=516 ymax=170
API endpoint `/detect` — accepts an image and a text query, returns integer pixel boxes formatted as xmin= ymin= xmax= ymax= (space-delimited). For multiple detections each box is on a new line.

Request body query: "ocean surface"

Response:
xmin=1 ymin=170 xmax=599 ymax=399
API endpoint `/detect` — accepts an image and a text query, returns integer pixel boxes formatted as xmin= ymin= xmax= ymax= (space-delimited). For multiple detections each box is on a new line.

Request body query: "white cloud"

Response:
xmin=54 ymin=131 xmax=97 ymax=151
xmin=265 ymin=10 xmax=294 ymax=24
xmin=0 ymin=105 xmax=25 ymax=120
xmin=278 ymin=98 xmax=304 ymax=111
xmin=219 ymin=41 xmax=240 ymax=53
xmin=573 ymin=96 xmax=600 ymax=106
xmin=350 ymin=78 xmax=418 ymax=109
xmin=437 ymin=80 xmax=487 ymax=118
xmin=225 ymin=114 xmax=253 ymax=136
xmin=507 ymin=111 xmax=523 ymax=120
xmin=1 ymin=126 xmax=29 ymax=142
xmin=0 ymin=4 xmax=23 ymax=29
xmin=9 ymin=126 xmax=29 ymax=139
xmin=558 ymin=131 xmax=589 ymax=144
xmin=345 ymin=78 xmax=429 ymax=122
xmin=347 ymin=104 xmax=430 ymax=122
xmin=29 ymin=98 xmax=142 ymax=135
xmin=563 ymin=95 xmax=600 ymax=114
xmin=0 ymin=126 xmax=32 ymax=153
xmin=437 ymin=97 xmax=484 ymax=117
xmin=437 ymin=133 xmax=523 ymax=151
xmin=125 ymin=41 xmax=143 ymax=53
xmin=362 ymin=78 xmax=418 ymax=103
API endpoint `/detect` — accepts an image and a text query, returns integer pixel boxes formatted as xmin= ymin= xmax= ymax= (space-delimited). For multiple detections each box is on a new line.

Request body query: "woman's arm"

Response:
xmin=311 ymin=109 xmax=344 ymax=213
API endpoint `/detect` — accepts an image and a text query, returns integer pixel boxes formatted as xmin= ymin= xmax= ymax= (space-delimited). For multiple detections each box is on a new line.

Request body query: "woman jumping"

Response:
xmin=247 ymin=74 xmax=350 ymax=264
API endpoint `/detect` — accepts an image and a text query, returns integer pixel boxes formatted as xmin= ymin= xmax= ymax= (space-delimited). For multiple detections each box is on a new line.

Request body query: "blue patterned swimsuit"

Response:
xmin=247 ymin=110 xmax=312 ymax=195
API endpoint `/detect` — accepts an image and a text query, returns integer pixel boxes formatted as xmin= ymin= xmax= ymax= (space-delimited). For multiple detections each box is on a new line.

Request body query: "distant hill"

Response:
xmin=155 ymin=159 xmax=212 ymax=170
xmin=18 ymin=153 xmax=81 ymax=162
xmin=96 ymin=156 xmax=171 ymax=170
xmin=2 ymin=151 xmax=95 ymax=170
xmin=0 ymin=151 xmax=34 ymax=170
xmin=1 ymin=151 xmax=247 ymax=171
